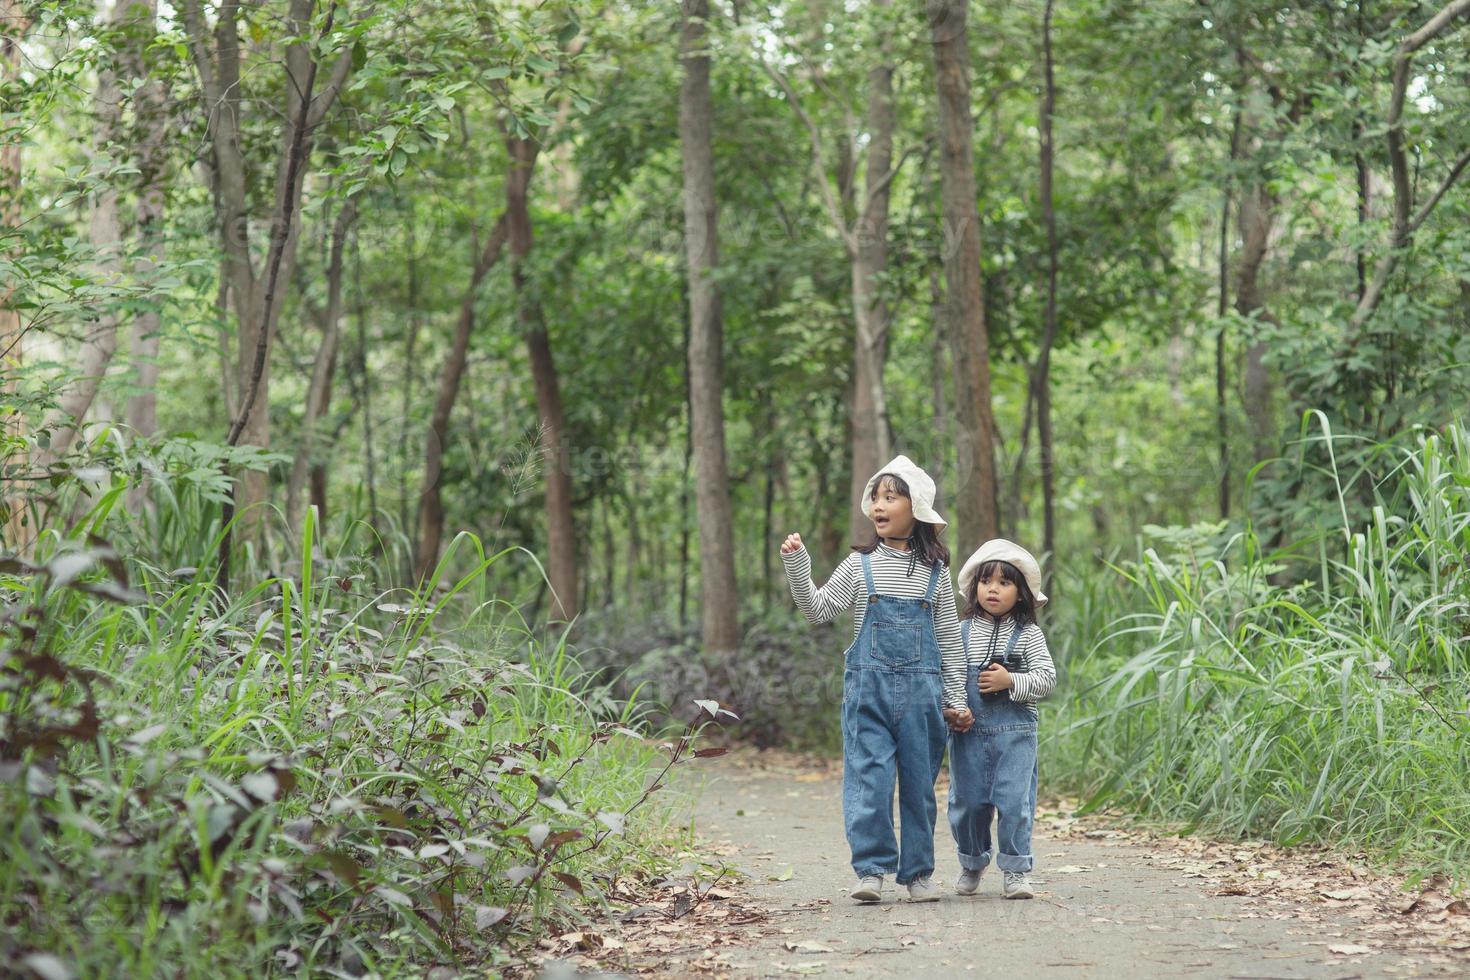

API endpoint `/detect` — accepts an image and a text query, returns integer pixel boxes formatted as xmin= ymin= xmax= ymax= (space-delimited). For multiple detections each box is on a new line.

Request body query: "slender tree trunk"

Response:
xmin=1035 ymin=0 xmax=1059 ymax=557
xmin=929 ymin=266 xmax=950 ymax=500
xmin=846 ymin=0 xmax=896 ymax=545
xmin=285 ymin=201 xmax=355 ymax=530
xmin=414 ymin=215 xmax=510 ymax=583
xmin=1216 ymin=114 xmax=1240 ymax=521
xmin=398 ymin=212 xmax=420 ymax=556
xmin=680 ymin=0 xmax=740 ymax=653
xmin=622 ymin=485 xmax=642 ymax=605
xmin=49 ymin=1 xmax=128 ymax=459
xmin=678 ymin=312 xmax=692 ymax=629
xmin=352 ymin=241 xmax=379 ymax=543
xmin=1234 ymin=179 xmax=1278 ymax=464
xmin=125 ymin=0 xmax=165 ymax=458
xmin=2 ymin=1 xmax=31 ymax=551
xmin=929 ymin=0 xmax=1000 ymax=543
xmin=505 ymin=135 xmax=578 ymax=622
xmin=183 ymin=0 xmax=355 ymax=582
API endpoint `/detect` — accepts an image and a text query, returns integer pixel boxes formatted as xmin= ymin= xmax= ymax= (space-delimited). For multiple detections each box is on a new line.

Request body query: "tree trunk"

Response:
xmin=48 ymin=0 xmax=129 ymax=460
xmin=126 ymin=0 xmax=165 ymax=455
xmin=183 ymin=0 xmax=355 ymax=581
xmin=1215 ymin=113 xmax=1240 ymax=521
xmin=2 ymin=1 xmax=31 ymax=551
xmin=352 ymin=241 xmax=380 ymax=545
xmin=285 ymin=201 xmax=355 ymax=530
xmin=846 ymin=0 xmax=896 ymax=545
xmin=1035 ymin=0 xmax=1059 ymax=557
xmin=680 ymin=0 xmax=740 ymax=654
xmin=929 ymin=266 xmax=950 ymax=501
xmin=414 ymin=214 xmax=510 ymax=583
xmin=1234 ymin=179 xmax=1278 ymax=464
xmin=929 ymin=0 xmax=1000 ymax=543
xmin=505 ymin=134 xmax=578 ymax=622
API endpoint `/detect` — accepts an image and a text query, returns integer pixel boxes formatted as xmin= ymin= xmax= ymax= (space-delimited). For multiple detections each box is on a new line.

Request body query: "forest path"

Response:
xmin=659 ymin=752 xmax=1468 ymax=979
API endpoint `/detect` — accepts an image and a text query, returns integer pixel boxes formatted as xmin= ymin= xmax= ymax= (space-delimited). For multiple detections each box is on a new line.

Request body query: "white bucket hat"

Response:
xmin=956 ymin=538 xmax=1049 ymax=608
xmin=861 ymin=454 xmax=947 ymax=532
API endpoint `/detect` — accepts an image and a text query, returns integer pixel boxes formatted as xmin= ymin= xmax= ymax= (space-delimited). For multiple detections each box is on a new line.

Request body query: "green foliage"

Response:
xmin=1044 ymin=420 xmax=1470 ymax=879
xmin=1 ymin=527 xmax=709 ymax=975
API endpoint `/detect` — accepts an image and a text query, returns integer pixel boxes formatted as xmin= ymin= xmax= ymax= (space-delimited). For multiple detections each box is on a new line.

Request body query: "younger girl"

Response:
xmin=779 ymin=455 xmax=967 ymax=904
xmin=944 ymin=538 xmax=1057 ymax=899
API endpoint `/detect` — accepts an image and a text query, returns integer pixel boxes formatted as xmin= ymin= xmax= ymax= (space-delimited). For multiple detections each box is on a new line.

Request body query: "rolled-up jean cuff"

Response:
xmin=854 ymin=865 xmax=896 ymax=879
xmin=958 ymin=848 xmax=993 ymax=872
xmin=996 ymin=852 xmax=1033 ymax=873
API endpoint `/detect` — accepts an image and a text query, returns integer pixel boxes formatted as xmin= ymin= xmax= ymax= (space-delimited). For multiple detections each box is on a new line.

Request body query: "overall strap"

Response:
xmin=859 ymin=552 xmax=876 ymax=596
xmin=921 ymin=560 xmax=941 ymax=604
xmin=961 ymin=617 xmax=972 ymax=657
xmin=1003 ymin=621 xmax=1027 ymax=660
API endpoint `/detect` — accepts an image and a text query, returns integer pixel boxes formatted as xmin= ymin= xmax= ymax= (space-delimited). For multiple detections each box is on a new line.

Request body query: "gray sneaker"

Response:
xmin=907 ymin=876 xmax=941 ymax=902
xmin=1002 ymin=871 xmax=1035 ymax=899
xmin=850 ymin=875 xmax=884 ymax=902
xmin=955 ymin=867 xmax=985 ymax=895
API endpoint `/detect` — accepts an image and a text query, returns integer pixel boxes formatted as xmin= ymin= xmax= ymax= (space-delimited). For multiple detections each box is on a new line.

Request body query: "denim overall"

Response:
xmin=840 ymin=553 xmax=949 ymax=885
xmin=947 ymin=618 xmax=1039 ymax=873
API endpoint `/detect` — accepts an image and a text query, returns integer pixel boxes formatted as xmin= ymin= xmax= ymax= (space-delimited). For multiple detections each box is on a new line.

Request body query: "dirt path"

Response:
xmin=664 ymin=754 xmax=1467 ymax=979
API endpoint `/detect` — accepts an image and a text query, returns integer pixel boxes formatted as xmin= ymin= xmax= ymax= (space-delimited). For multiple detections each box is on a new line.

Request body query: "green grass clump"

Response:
xmin=1045 ymin=416 xmax=1470 ymax=882
xmin=2 ymin=520 xmax=702 ymax=977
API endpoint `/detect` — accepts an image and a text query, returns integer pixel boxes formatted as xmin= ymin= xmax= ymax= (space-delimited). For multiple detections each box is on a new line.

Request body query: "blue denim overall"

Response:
xmin=840 ymin=553 xmax=949 ymax=885
xmin=947 ymin=618 xmax=1039 ymax=873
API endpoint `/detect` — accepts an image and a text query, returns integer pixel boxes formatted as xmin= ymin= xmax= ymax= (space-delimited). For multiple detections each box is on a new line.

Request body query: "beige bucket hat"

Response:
xmin=861 ymin=454 xmax=947 ymax=532
xmin=956 ymin=538 xmax=1049 ymax=608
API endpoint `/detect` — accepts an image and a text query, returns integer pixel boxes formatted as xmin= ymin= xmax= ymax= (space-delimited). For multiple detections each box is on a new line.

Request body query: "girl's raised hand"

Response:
xmin=780 ymin=532 xmax=804 ymax=555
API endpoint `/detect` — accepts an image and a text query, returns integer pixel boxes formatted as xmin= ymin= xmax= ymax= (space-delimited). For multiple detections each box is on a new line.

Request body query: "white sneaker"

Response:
xmin=955 ymin=867 xmax=985 ymax=895
xmin=1002 ymin=871 xmax=1034 ymax=899
xmin=850 ymin=875 xmax=884 ymax=902
xmin=907 ymin=876 xmax=941 ymax=902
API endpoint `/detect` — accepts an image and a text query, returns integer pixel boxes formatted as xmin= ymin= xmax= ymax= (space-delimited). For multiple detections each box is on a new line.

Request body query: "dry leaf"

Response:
xmin=1322 ymin=888 xmax=1371 ymax=901
xmin=1327 ymin=943 xmax=1373 ymax=955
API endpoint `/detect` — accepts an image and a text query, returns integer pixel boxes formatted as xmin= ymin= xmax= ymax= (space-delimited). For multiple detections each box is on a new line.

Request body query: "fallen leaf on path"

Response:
xmin=1328 ymin=943 xmax=1373 ymax=955
xmin=771 ymin=960 xmax=828 ymax=974
xmin=768 ymin=866 xmax=794 ymax=881
xmin=1050 ymin=865 xmax=1089 ymax=874
xmin=784 ymin=941 xmax=834 ymax=953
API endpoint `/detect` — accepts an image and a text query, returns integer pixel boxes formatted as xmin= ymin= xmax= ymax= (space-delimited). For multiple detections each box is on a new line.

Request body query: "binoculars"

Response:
xmin=979 ymin=648 xmax=1027 ymax=700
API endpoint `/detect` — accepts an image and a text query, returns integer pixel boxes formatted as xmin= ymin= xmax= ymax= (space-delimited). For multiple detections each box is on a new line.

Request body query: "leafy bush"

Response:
xmin=2 ymin=525 xmax=706 ymax=976
xmin=572 ymin=607 xmax=844 ymax=753
xmin=1045 ymin=416 xmax=1470 ymax=879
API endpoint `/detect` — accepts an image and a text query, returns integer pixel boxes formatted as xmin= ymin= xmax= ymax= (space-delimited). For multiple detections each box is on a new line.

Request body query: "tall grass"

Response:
xmin=3 ymin=509 xmax=706 ymax=976
xmin=1045 ymin=417 xmax=1470 ymax=880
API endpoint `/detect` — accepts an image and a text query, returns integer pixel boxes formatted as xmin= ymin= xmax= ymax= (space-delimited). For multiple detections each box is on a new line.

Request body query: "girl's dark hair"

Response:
xmin=962 ymin=559 xmax=1038 ymax=626
xmin=853 ymin=473 xmax=951 ymax=569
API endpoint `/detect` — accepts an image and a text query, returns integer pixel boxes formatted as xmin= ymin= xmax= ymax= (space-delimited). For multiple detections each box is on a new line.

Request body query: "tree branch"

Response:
xmin=1347 ymin=0 xmax=1470 ymax=334
xmin=758 ymin=59 xmax=857 ymax=255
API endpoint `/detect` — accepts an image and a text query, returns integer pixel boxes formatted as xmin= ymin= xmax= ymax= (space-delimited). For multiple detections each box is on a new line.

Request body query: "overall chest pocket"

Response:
xmin=871 ymin=622 xmax=922 ymax=668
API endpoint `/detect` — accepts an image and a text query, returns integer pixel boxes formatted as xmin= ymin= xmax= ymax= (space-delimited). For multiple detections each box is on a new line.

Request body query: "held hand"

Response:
xmin=780 ymin=532 xmax=804 ymax=555
xmin=977 ymin=662 xmax=1013 ymax=694
xmin=943 ymin=707 xmax=974 ymax=733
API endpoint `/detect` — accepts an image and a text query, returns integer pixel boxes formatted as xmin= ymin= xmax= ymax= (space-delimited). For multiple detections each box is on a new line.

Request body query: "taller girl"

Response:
xmin=779 ymin=455 xmax=966 ymax=904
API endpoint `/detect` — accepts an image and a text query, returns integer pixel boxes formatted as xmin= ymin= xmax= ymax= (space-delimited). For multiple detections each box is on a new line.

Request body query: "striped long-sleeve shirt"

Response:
xmin=782 ymin=543 xmax=967 ymax=708
xmin=961 ymin=614 xmax=1057 ymax=716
